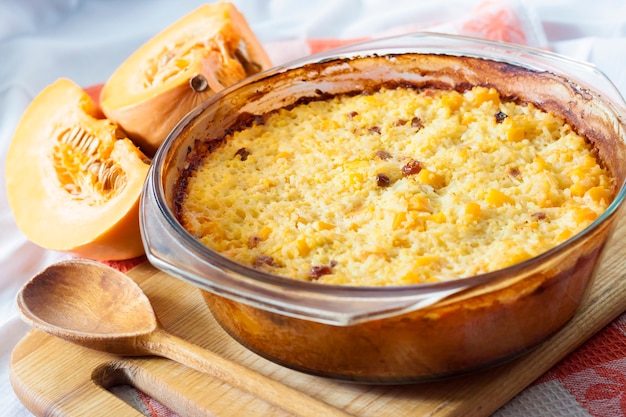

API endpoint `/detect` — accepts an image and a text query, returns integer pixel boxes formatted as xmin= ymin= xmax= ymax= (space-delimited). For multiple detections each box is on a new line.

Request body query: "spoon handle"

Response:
xmin=145 ymin=328 xmax=353 ymax=417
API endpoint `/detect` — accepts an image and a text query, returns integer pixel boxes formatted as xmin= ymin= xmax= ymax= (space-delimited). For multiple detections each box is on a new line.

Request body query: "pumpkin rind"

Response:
xmin=5 ymin=78 xmax=150 ymax=260
xmin=100 ymin=2 xmax=273 ymax=156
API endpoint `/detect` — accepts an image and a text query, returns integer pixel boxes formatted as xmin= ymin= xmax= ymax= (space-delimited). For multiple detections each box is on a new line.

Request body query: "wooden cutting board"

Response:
xmin=10 ymin=215 xmax=626 ymax=417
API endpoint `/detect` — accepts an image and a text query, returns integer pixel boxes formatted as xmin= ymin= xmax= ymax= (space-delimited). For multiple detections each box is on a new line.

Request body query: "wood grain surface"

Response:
xmin=9 ymin=215 xmax=626 ymax=417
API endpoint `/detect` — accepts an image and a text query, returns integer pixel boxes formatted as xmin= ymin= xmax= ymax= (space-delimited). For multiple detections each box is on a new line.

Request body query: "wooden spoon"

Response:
xmin=16 ymin=259 xmax=352 ymax=417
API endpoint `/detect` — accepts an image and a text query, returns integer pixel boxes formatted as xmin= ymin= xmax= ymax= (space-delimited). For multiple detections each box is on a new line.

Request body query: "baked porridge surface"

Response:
xmin=178 ymin=86 xmax=613 ymax=286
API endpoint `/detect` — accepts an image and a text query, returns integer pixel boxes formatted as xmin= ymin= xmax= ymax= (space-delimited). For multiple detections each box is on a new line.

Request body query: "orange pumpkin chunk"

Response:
xmin=100 ymin=2 xmax=273 ymax=156
xmin=5 ymin=78 xmax=150 ymax=260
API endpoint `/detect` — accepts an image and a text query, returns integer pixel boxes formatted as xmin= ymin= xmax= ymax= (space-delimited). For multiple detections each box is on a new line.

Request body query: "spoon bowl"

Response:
xmin=18 ymin=259 xmax=156 ymax=353
xmin=16 ymin=259 xmax=350 ymax=417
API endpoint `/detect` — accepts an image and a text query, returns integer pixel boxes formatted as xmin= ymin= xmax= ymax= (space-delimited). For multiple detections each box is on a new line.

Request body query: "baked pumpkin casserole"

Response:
xmin=175 ymin=85 xmax=614 ymax=286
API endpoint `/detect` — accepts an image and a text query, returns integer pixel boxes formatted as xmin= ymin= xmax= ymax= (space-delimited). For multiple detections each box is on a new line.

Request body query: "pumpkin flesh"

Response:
xmin=100 ymin=2 xmax=273 ymax=156
xmin=5 ymin=78 xmax=150 ymax=260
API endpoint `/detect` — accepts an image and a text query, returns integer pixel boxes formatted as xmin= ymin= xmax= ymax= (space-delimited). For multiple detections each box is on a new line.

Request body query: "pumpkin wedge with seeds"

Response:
xmin=100 ymin=2 xmax=272 ymax=156
xmin=5 ymin=78 xmax=150 ymax=260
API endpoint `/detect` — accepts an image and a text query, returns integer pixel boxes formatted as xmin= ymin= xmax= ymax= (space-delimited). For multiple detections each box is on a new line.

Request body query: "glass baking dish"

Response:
xmin=140 ymin=33 xmax=626 ymax=382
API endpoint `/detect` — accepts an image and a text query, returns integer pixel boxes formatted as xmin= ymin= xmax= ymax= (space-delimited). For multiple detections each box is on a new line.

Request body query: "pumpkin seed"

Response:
xmin=189 ymin=73 xmax=208 ymax=92
xmin=86 ymin=138 xmax=100 ymax=155
xmin=234 ymin=45 xmax=261 ymax=76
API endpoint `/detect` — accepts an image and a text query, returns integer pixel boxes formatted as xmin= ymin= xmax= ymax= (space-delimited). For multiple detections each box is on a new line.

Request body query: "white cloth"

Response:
xmin=1 ymin=1 xmax=625 ymax=416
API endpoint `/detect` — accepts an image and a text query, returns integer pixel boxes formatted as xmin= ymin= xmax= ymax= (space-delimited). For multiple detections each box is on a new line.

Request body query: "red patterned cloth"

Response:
xmin=534 ymin=315 xmax=626 ymax=415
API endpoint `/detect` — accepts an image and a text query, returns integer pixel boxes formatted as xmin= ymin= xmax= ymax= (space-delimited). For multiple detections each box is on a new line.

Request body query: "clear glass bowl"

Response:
xmin=140 ymin=33 xmax=626 ymax=382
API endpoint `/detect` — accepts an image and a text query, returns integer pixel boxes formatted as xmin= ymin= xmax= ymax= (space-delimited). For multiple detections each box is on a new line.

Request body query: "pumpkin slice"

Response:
xmin=100 ymin=2 xmax=273 ymax=156
xmin=5 ymin=78 xmax=150 ymax=261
